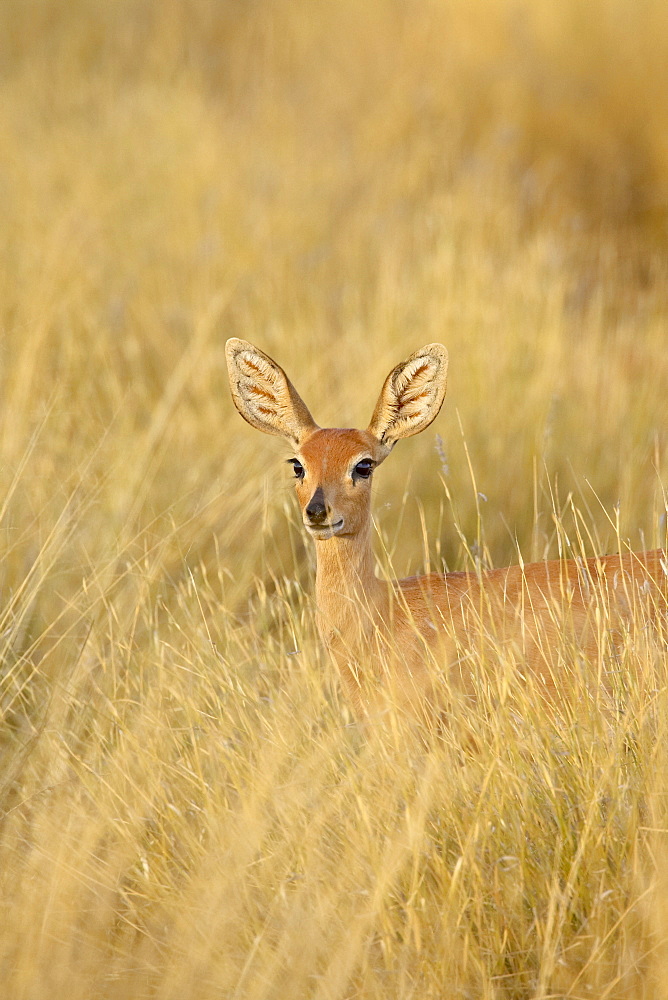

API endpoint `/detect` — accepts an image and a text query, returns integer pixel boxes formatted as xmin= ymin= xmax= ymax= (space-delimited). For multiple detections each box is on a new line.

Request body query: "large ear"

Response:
xmin=367 ymin=344 xmax=448 ymax=449
xmin=225 ymin=338 xmax=318 ymax=447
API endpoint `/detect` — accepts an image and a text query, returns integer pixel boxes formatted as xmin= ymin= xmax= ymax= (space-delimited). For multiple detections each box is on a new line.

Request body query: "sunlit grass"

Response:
xmin=1 ymin=1 xmax=668 ymax=996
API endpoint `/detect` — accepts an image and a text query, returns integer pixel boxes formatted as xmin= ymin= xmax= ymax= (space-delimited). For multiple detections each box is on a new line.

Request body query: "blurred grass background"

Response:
xmin=0 ymin=0 xmax=667 ymax=996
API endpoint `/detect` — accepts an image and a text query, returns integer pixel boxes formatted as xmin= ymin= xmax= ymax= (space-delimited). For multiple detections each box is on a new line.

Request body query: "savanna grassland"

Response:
xmin=1 ymin=1 xmax=668 ymax=997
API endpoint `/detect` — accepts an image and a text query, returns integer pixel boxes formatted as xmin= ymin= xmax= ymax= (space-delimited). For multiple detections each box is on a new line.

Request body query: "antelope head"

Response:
xmin=225 ymin=338 xmax=449 ymax=541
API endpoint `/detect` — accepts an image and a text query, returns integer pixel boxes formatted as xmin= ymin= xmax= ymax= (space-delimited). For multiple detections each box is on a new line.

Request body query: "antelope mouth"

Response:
xmin=305 ymin=518 xmax=345 ymax=539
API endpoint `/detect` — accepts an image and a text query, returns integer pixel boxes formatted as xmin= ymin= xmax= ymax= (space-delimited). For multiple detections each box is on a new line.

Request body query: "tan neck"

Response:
xmin=313 ymin=527 xmax=386 ymax=648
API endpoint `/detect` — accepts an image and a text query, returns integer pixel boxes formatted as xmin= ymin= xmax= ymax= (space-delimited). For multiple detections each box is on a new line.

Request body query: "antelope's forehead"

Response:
xmin=299 ymin=428 xmax=378 ymax=472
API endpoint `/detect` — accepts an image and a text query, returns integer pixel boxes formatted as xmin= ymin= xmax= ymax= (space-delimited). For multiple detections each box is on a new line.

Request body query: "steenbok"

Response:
xmin=226 ymin=339 xmax=667 ymax=717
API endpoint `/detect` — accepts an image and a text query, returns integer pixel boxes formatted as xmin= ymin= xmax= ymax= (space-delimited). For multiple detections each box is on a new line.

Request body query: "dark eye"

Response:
xmin=288 ymin=459 xmax=305 ymax=480
xmin=352 ymin=459 xmax=374 ymax=480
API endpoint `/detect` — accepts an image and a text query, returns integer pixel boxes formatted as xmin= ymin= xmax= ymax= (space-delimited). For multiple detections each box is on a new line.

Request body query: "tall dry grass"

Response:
xmin=0 ymin=1 xmax=667 ymax=996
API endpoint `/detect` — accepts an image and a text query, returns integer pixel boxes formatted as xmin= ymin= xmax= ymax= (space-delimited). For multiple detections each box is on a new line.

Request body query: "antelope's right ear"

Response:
xmin=225 ymin=338 xmax=318 ymax=447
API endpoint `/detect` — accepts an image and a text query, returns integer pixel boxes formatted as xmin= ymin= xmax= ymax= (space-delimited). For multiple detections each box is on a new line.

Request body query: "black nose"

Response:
xmin=305 ymin=486 xmax=327 ymax=524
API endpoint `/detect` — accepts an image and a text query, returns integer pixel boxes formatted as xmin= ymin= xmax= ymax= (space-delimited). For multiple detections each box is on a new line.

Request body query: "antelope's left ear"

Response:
xmin=367 ymin=344 xmax=448 ymax=450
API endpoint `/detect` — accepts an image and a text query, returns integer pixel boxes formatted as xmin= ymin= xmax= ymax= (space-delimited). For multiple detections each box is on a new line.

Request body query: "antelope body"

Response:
xmin=226 ymin=339 xmax=667 ymax=716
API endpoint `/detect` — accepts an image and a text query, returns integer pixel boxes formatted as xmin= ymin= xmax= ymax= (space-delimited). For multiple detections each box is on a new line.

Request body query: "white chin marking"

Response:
xmin=305 ymin=519 xmax=345 ymax=539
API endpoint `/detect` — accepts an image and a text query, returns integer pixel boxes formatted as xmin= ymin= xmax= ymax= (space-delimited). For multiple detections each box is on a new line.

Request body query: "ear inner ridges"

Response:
xmin=368 ymin=343 xmax=448 ymax=448
xmin=225 ymin=338 xmax=318 ymax=445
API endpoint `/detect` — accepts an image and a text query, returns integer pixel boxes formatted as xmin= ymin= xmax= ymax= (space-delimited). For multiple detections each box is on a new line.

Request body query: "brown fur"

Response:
xmin=226 ymin=339 xmax=667 ymax=718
